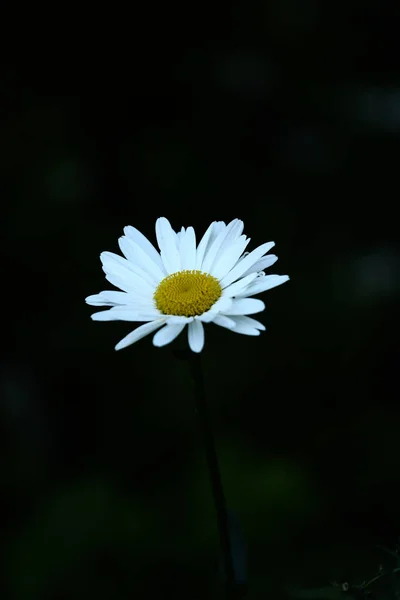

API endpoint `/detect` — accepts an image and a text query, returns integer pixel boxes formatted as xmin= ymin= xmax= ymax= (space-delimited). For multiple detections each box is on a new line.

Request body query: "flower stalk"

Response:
xmin=188 ymin=352 xmax=238 ymax=598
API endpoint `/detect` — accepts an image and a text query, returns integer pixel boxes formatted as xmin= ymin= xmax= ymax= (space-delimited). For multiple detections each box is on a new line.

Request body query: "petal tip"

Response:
xmin=191 ymin=346 xmax=203 ymax=353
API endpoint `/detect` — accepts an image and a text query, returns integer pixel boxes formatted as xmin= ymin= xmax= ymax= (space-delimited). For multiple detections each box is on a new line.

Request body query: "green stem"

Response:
xmin=188 ymin=352 xmax=236 ymax=598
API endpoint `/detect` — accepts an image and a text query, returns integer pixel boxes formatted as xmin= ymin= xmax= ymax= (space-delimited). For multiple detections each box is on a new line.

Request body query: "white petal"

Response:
xmin=85 ymin=291 xmax=129 ymax=306
xmin=195 ymin=222 xmax=216 ymax=270
xmin=115 ymin=319 xmax=166 ymax=350
xmin=240 ymin=254 xmax=278 ymax=277
xmin=196 ymin=221 xmax=227 ymax=270
xmin=101 ymin=252 xmax=154 ymax=296
xmin=101 ymin=251 xmax=151 ymax=285
xmin=227 ymin=219 xmax=244 ymax=240
xmin=197 ymin=296 xmax=233 ymax=322
xmin=196 ymin=312 xmax=218 ymax=323
xmin=211 ymin=295 xmax=233 ymax=313
xmin=105 ymin=273 xmax=153 ymax=297
xmin=104 ymin=295 xmax=156 ymax=311
xmin=103 ymin=273 xmax=127 ymax=293
xmin=104 ymin=272 xmax=143 ymax=295
xmin=213 ymin=221 xmax=226 ymax=237
xmin=212 ymin=315 xmax=237 ymax=329
xmin=167 ymin=316 xmax=194 ymax=325
xmin=118 ymin=236 xmax=165 ymax=284
xmin=232 ymin=328 xmax=260 ymax=336
xmin=222 ymin=272 xmax=260 ymax=298
xmin=188 ymin=320 xmax=204 ymax=353
xmin=123 ymin=225 xmax=166 ymax=272
xmin=233 ymin=315 xmax=266 ymax=330
xmin=237 ymin=274 xmax=290 ymax=298
xmin=208 ymin=220 xmax=245 ymax=275
xmin=211 ymin=235 xmax=250 ymax=280
xmin=179 ymin=226 xmax=197 ymax=270
xmin=222 ymin=315 xmax=261 ymax=336
xmin=223 ymin=298 xmax=265 ymax=315
xmin=155 ymin=217 xmax=181 ymax=274
xmin=176 ymin=226 xmax=186 ymax=242
xmin=91 ymin=307 xmax=160 ymax=321
xmin=201 ymin=220 xmax=238 ymax=273
xmin=86 ymin=290 xmax=152 ymax=309
xmin=152 ymin=322 xmax=186 ymax=347
xmin=220 ymin=241 xmax=276 ymax=288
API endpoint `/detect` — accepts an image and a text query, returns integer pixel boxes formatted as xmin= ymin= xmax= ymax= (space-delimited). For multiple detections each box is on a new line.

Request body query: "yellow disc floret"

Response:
xmin=154 ymin=270 xmax=222 ymax=317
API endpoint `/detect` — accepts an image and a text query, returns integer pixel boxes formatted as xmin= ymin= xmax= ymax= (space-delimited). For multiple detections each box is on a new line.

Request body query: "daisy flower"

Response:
xmin=86 ymin=218 xmax=289 ymax=353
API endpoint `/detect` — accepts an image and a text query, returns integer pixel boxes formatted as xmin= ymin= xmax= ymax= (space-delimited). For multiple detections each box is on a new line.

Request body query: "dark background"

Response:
xmin=2 ymin=3 xmax=399 ymax=598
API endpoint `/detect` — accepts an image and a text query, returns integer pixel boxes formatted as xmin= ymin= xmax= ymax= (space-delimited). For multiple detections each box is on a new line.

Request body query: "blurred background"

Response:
xmin=2 ymin=3 xmax=400 ymax=598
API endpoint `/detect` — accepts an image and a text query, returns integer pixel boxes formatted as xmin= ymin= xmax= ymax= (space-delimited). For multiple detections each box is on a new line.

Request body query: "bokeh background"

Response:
xmin=2 ymin=4 xmax=400 ymax=599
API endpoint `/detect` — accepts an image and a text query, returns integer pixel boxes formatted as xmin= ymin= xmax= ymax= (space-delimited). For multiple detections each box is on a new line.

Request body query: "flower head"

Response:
xmin=86 ymin=218 xmax=289 ymax=353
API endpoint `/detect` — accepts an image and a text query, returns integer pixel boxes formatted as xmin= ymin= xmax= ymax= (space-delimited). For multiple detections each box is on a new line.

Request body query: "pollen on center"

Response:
xmin=154 ymin=270 xmax=222 ymax=317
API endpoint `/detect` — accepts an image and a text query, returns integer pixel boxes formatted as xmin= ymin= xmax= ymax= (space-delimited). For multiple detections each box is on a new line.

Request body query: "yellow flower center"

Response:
xmin=154 ymin=270 xmax=222 ymax=317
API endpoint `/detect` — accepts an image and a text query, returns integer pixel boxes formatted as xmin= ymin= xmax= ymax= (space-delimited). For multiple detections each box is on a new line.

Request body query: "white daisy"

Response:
xmin=86 ymin=218 xmax=289 ymax=353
